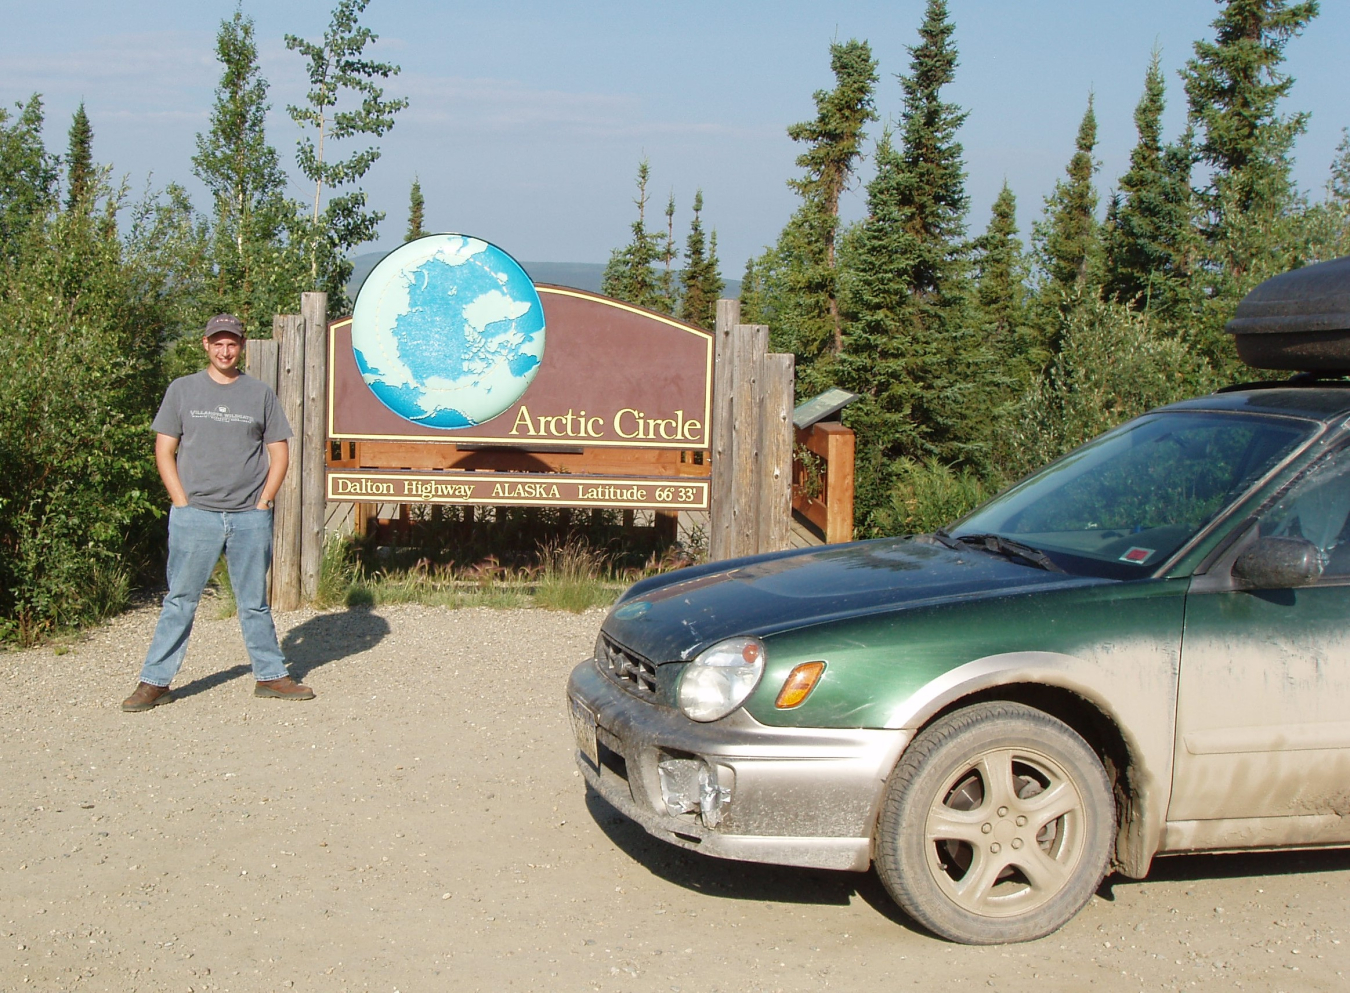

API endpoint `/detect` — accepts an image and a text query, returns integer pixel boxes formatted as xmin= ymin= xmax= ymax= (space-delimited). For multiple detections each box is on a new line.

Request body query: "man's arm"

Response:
xmin=258 ymin=439 xmax=289 ymax=509
xmin=155 ymin=433 xmax=189 ymax=508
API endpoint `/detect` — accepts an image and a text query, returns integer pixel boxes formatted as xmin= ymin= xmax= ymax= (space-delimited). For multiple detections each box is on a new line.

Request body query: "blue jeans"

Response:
xmin=140 ymin=505 xmax=290 ymax=686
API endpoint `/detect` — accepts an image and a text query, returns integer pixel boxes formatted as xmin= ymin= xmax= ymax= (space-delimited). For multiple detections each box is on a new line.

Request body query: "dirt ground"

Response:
xmin=3 ymin=601 xmax=1349 ymax=993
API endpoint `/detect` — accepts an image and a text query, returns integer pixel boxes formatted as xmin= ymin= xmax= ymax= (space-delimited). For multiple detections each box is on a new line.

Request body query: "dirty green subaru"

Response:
xmin=567 ymin=269 xmax=1350 ymax=945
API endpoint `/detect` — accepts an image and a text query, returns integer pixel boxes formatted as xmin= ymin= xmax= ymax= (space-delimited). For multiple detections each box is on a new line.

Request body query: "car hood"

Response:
xmin=604 ymin=537 xmax=1107 ymax=662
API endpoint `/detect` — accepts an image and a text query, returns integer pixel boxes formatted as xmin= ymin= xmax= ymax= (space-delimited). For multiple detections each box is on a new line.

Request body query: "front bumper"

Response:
xmin=566 ymin=658 xmax=911 ymax=872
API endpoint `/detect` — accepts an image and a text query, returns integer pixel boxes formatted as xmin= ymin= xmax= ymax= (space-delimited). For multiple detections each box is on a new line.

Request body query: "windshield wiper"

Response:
xmin=941 ymin=530 xmax=1065 ymax=573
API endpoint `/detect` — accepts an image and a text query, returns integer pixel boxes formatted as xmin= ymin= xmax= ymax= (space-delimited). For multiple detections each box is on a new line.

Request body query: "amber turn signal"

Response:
xmin=774 ymin=661 xmax=827 ymax=709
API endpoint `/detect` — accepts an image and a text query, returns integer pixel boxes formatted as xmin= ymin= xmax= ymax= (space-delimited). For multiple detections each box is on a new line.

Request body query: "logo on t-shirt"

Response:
xmin=190 ymin=405 xmax=255 ymax=425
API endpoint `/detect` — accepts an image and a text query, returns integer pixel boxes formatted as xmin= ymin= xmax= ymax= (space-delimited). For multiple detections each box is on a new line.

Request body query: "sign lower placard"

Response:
xmin=327 ymin=471 xmax=709 ymax=510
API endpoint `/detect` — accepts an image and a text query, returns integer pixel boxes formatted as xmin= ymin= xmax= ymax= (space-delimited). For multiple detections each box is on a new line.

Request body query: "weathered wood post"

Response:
xmin=709 ymin=299 xmax=739 ymax=560
xmin=245 ymin=337 xmax=279 ymax=395
xmin=758 ymin=352 xmax=795 ymax=553
xmin=273 ymin=314 xmax=305 ymax=611
xmin=245 ymin=335 xmax=281 ymax=605
xmin=729 ymin=323 xmax=768 ymax=558
xmin=300 ymin=292 xmax=328 ymax=600
xmin=708 ymin=301 xmax=796 ymax=561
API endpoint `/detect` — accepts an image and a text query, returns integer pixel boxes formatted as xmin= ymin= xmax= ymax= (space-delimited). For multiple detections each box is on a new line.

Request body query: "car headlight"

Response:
xmin=678 ymin=636 xmax=765 ymax=722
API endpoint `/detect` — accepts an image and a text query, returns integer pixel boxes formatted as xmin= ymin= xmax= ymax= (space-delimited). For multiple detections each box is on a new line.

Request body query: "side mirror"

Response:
xmin=1232 ymin=536 xmax=1325 ymax=590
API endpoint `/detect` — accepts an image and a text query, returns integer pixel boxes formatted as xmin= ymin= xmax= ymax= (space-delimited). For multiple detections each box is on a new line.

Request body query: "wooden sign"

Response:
xmin=326 ymin=235 xmax=712 ymax=510
xmin=328 ymin=471 xmax=708 ymax=510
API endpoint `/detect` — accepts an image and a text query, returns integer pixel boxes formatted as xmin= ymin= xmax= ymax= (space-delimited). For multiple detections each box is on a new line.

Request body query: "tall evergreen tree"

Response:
xmin=64 ymin=102 xmax=94 ymax=212
xmin=678 ymin=190 xmax=723 ymax=328
xmin=839 ymin=0 xmax=989 ymax=533
xmin=0 ymin=95 xmax=58 ymax=262
xmin=1102 ymin=53 xmax=1195 ymax=320
xmin=194 ymin=7 xmax=304 ymax=334
xmin=1181 ymin=0 xmax=1319 ymax=368
xmin=1184 ymin=0 xmax=1317 ymax=231
xmin=405 ymin=176 xmax=425 ymax=241
xmin=748 ymin=39 xmax=877 ymax=381
xmin=601 ymin=160 xmax=671 ymax=313
xmin=286 ymin=0 xmax=408 ymax=305
xmin=972 ymin=182 xmax=1032 ymax=373
xmin=1034 ymin=95 xmax=1101 ymax=307
xmin=1329 ymin=128 xmax=1350 ymax=205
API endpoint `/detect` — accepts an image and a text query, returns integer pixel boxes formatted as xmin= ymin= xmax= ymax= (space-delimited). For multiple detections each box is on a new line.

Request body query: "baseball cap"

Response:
xmin=204 ymin=313 xmax=246 ymax=339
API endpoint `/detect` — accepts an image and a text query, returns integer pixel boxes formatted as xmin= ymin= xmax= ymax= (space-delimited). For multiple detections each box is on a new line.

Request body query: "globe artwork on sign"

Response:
xmin=350 ymin=234 xmax=546 ymax=428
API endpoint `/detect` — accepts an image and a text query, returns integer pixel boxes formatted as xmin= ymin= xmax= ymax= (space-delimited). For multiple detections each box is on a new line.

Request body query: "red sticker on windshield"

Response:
xmin=1120 ymin=546 xmax=1154 ymax=564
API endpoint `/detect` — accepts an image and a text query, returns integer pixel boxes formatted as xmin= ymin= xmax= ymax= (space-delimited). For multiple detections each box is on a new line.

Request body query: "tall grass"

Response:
xmin=310 ymin=533 xmax=667 ymax=614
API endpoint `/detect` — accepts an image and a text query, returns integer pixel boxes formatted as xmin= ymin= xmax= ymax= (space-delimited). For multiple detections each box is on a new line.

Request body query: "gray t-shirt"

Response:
xmin=151 ymin=370 xmax=292 ymax=512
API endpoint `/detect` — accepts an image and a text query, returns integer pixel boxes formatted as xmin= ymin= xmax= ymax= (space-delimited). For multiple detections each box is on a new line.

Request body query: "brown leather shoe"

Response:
xmin=254 ymin=676 xmax=315 ymax=700
xmin=122 ymin=682 xmax=173 ymax=712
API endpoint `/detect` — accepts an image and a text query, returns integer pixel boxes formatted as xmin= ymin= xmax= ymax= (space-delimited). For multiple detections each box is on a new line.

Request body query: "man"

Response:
xmin=122 ymin=313 xmax=314 ymax=712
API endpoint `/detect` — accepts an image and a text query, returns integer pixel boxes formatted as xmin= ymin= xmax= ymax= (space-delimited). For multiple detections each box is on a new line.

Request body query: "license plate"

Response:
xmin=569 ymin=697 xmax=599 ymax=767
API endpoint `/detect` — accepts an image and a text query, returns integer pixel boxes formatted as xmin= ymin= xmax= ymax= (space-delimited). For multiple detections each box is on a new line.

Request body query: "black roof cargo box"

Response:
xmin=1226 ymin=255 xmax=1350 ymax=373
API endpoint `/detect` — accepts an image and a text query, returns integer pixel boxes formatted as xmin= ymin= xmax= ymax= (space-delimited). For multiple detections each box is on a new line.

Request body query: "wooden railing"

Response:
xmin=791 ymin=421 xmax=855 ymax=544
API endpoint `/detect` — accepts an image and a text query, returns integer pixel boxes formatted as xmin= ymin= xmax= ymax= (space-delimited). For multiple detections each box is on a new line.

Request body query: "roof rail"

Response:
xmin=1215 ymin=372 xmax=1350 ymax=394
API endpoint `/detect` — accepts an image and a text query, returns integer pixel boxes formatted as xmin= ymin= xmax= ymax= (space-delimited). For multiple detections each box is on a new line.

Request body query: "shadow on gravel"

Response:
xmin=172 ymin=663 xmax=254 ymax=701
xmin=281 ymin=606 xmax=390 ymax=680
xmin=169 ymin=606 xmax=391 ymax=701
xmin=1097 ymin=848 xmax=1350 ymax=903
xmin=1141 ymin=847 xmax=1350 ymax=884
xmin=583 ymin=786 xmax=923 ymax=933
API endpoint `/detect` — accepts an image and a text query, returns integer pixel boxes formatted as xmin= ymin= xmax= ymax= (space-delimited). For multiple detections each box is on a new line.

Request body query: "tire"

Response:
xmin=875 ymin=701 xmax=1115 ymax=944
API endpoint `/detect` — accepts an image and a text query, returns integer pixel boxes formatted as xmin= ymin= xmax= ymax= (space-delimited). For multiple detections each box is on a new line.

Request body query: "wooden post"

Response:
xmin=729 ymin=323 xmax=768 ymax=559
xmin=757 ymin=353 xmax=795 ymax=553
xmin=709 ymin=299 xmax=739 ymax=560
xmin=273 ymin=314 xmax=305 ymax=611
xmin=354 ymin=501 xmax=373 ymax=538
xmin=245 ymin=338 xmax=279 ymax=394
xmin=300 ymin=292 xmax=328 ymax=600
xmin=824 ymin=423 xmax=855 ymax=544
xmin=653 ymin=510 xmax=678 ymax=544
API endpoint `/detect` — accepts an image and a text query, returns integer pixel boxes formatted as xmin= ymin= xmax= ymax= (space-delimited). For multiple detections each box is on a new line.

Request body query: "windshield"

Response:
xmin=953 ymin=411 xmax=1316 ymax=579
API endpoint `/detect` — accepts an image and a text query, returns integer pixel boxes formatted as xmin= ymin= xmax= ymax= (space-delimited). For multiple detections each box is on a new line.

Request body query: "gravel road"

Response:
xmin=4 ymin=601 xmax=1350 ymax=992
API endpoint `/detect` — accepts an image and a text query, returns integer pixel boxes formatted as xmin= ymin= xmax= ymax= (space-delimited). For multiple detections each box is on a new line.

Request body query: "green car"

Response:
xmin=567 ymin=383 xmax=1350 ymax=944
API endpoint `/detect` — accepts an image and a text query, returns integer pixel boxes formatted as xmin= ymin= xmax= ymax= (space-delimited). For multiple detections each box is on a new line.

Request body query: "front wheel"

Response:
xmin=875 ymin=701 xmax=1115 ymax=944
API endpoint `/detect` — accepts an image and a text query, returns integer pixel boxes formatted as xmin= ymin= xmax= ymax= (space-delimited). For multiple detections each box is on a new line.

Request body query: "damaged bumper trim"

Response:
xmin=568 ymin=658 xmax=912 ymax=873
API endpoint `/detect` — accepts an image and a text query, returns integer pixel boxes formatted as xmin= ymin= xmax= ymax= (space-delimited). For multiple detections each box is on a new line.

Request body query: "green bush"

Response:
xmin=998 ymin=297 xmax=1222 ymax=481
xmin=880 ymin=457 xmax=995 ymax=535
xmin=0 ymin=203 xmax=164 ymax=644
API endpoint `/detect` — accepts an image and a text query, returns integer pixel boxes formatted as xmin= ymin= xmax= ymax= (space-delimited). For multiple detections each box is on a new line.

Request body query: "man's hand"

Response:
xmin=155 ymin=434 xmax=190 ymax=508
xmin=256 ymin=439 xmax=289 ymax=510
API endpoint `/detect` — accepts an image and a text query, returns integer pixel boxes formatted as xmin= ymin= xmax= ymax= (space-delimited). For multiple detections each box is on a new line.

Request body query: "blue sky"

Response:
xmin=3 ymin=1 xmax=1348 ymax=270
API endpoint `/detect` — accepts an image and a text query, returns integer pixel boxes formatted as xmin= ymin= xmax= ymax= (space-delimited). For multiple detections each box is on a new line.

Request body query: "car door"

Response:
xmin=1170 ymin=442 xmax=1350 ymax=830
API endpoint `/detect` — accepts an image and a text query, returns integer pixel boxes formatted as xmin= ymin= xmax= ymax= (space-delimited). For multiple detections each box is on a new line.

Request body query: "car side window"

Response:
xmin=1259 ymin=444 xmax=1350 ymax=579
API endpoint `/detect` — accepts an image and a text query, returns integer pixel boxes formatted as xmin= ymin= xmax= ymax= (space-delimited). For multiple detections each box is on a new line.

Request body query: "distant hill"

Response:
xmin=347 ymin=251 xmax=740 ymax=304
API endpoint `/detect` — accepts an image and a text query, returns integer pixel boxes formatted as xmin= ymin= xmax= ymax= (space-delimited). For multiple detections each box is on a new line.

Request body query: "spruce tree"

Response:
xmin=0 ymin=95 xmax=58 ymax=262
xmin=1034 ymin=95 xmax=1101 ymax=307
xmin=702 ymin=230 xmax=725 ymax=319
xmin=1184 ymin=0 xmax=1317 ymax=227
xmin=971 ymin=182 xmax=1032 ymax=374
xmin=64 ymin=102 xmax=94 ymax=212
xmin=678 ymin=190 xmax=723 ymax=328
xmin=748 ymin=39 xmax=877 ymax=382
xmin=660 ymin=191 xmax=677 ymax=308
xmin=405 ymin=176 xmax=425 ymax=241
xmin=838 ymin=0 xmax=988 ymax=534
xmin=601 ymin=160 xmax=671 ymax=313
xmin=1181 ymin=0 xmax=1319 ymax=368
xmin=194 ymin=7 xmax=304 ymax=335
xmin=286 ymin=0 xmax=408 ymax=305
xmin=1102 ymin=53 xmax=1195 ymax=321
xmin=1329 ymin=128 xmax=1350 ymax=205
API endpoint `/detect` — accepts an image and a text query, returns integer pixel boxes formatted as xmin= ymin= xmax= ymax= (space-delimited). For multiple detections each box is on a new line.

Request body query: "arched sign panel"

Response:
xmin=326 ymin=235 xmax=713 ymax=511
